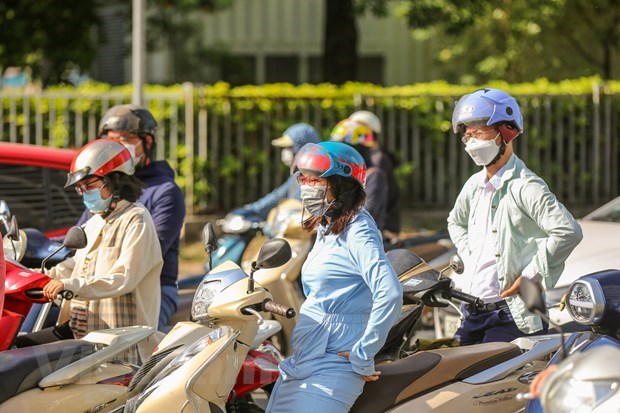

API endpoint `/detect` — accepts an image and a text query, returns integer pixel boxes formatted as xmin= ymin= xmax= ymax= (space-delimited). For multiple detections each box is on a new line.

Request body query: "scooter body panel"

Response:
xmin=0 ymin=383 xmax=127 ymax=413
xmin=135 ymin=331 xmax=242 ymax=413
xmin=388 ymin=359 xmax=547 ymax=413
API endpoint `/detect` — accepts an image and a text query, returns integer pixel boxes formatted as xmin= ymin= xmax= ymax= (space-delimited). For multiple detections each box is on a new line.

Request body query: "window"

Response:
xmin=0 ymin=165 xmax=83 ymax=233
xmin=265 ymin=55 xmax=299 ymax=84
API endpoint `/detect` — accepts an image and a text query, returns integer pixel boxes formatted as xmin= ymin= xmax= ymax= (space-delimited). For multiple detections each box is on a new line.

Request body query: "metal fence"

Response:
xmin=1 ymin=85 xmax=618 ymax=217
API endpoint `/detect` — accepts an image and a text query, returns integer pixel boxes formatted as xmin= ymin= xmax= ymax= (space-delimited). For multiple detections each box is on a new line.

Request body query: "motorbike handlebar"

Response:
xmin=262 ymin=299 xmax=296 ymax=319
xmin=446 ymin=289 xmax=480 ymax=306
xmin=25 ymin=289 xmax=74 ymax=300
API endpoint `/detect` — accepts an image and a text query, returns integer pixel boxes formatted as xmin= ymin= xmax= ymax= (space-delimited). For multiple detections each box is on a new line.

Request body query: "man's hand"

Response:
xmin=501 ymin=275 xmax=523 ymax=298
xmin=337 ymin=351 xmax=382 ymax=382
xmin=43 ymin=279 xmax=65 ymax=300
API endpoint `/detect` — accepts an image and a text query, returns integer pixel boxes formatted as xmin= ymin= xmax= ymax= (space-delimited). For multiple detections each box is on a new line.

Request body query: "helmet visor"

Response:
xmin=65 ymin=166 xmax=92 ymax=188
xmin=452 ymin=93 xmax=495 ymax=133
xmin=291 ymin=143 xmax=353 ymax=179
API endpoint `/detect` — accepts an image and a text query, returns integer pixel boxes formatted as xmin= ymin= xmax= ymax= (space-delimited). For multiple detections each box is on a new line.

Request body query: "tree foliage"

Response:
xmin=0 ymin=0 xmax=99 ymax=87
xmin=400 ymin=0 xmax=620 ymax=83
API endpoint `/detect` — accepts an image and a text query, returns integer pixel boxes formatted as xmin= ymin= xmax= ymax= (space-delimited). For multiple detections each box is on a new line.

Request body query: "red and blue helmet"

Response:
xmin=292 ymin=141 xmax=367 ymax=188
xmin=452 ymin=88 xmax=524 ymax=143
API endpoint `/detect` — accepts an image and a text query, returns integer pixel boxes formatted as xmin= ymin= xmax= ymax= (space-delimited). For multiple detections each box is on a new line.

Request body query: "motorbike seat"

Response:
xmin=351 ymin=341 xmax=522 ymax=413
xmin=0 ymin=339 xmax=95 ymax=404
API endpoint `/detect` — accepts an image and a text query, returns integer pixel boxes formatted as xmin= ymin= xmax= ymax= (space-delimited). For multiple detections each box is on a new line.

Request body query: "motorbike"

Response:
xmin=1 ymin=220 xmax=85 ymax=351
xmin=0 ymin=224 xmax=287 ymax=413
xmin=120 ymin=233 xmax=297 ymax=413
xmin=348 ymin=249 xmax=563 ymax=413
xmin=516 ymin=270 xmax=620 ymax=412
xmin=0 ymin=199 xmax=76 ymax=333
xmin=187 ymin=208 xmax=264 ymax=284
xmin=171 ymin=199 xmax=313 ymax=356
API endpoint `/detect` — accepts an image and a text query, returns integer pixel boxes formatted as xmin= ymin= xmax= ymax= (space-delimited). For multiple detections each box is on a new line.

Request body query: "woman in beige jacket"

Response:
xmin=15 ymin=139 xmax=163 ymax=364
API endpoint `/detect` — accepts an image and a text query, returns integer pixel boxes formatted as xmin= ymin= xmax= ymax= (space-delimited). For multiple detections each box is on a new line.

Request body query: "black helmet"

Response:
xmin=98 ymin=104 xmax=157 ymax=139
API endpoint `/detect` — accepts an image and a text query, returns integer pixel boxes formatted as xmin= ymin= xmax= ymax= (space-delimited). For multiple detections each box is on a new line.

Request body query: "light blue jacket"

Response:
xmin=268 ymin=209 xmax=402 ymax=411
xmin=243 ymin=175 xmax=300 ymax=220
xmin=448 ymin=154 xmax=583 ymax=333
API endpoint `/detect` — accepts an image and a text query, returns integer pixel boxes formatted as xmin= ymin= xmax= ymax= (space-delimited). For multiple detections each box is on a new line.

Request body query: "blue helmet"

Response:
xmin=452 ymin=88 xmax=524 ymax=143
xmin=292 ymin=141 xmax=367 ymax=188
xmin=272 ymin=123 xmax=321 ymax=154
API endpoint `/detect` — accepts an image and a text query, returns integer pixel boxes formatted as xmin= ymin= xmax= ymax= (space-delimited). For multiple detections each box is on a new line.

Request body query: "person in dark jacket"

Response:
xmin=78 ymin=104 xmax=185 ymax=330
xmin=329 ymin=117 xmax=391 ymax=238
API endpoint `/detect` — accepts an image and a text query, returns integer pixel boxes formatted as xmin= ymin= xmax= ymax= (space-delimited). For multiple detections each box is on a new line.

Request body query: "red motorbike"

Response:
xmin=1 ymin=222 xmax=83 ymax=351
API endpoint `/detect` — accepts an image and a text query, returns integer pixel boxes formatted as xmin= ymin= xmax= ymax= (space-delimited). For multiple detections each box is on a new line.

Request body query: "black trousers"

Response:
xmin=13 ymin=321 xmax=74 ymax=348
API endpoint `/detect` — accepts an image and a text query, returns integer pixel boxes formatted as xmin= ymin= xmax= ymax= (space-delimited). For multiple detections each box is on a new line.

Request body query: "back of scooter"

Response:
xmin=129 ymin=329 xmax=244 ymax=413
xmin=0 ymin=383 xmax=129 ymax=413
xmin=387 ymin=358 xmax=548 ymax=413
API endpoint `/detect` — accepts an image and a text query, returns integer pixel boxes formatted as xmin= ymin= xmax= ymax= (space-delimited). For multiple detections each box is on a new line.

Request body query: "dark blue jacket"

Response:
xmin=78 ymin=160 xmax=185 ymax=287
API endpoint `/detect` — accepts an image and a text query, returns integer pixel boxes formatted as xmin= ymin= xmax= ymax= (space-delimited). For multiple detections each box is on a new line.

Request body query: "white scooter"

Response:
xmin=120 ymin=235 xmax=296 ymax=413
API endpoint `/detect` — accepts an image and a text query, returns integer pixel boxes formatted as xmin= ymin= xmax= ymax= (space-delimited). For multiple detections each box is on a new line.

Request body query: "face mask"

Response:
xmin=464 ymin=133 xmax=501 ymax=166
xmin=82 ymin=187 xmax=112 ymax=213
xmin=300 ymin=184 xmax=332 ymax=217
xmin=281 ymin=148 xmax=294 ymax=167
xmin=123 ymin=140 xmax=143 ymax=167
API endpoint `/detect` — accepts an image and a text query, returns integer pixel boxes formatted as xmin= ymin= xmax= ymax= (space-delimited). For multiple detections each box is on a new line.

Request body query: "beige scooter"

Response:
xmin=121 ymin=236 xmax=296 ymax=413
xmin=350 ymin=250 xmax=562 ymax=413
xmin=240 ymin=198 xmax=313 ymax=355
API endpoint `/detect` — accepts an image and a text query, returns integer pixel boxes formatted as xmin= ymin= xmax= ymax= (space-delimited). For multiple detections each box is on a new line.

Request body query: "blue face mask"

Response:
xmin=82 ymin=187 xmax=112 ymax=213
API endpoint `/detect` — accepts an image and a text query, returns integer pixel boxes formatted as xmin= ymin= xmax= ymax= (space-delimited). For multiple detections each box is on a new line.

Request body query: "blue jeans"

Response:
xmin=158 ymin=284 xmax=179 ymax=330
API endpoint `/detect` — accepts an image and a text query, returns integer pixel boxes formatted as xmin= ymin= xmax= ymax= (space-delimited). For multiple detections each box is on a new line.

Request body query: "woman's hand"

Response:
xmin=529 ymin=364 xmax=558 ymax=398
xmin=337 ymin=351 xmax=382 ymax=382
xmin=43 ymin=279 xmax=65 ymax=300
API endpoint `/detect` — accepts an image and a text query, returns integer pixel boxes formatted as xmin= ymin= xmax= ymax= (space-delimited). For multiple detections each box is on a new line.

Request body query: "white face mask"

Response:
xmin=123 ymin=140 xmax=144 ymax=167
xmin=300 ymin=184 xmax=332 ymax=217
xmin=464 ymin=133 xmax=501 ymax=166
xmin=281 ymin=148 xmax=294 ymax=167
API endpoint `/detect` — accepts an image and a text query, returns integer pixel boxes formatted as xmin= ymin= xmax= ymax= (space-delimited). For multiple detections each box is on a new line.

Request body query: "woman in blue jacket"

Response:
xmin=265 ymin=141 xmax=403 ymax=413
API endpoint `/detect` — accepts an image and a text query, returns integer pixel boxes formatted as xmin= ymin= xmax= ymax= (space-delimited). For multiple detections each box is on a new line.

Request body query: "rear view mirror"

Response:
xmin=0 ymin=200 xmax=11 ymax=231
xmin=254 ymin=238 xmax=292 ymax=271
xmin=3 ymin=216 xmax=27 ymax=261
xmin=63 ymin=226 xmax=88 ymax=250
xmin=202 ymin=223 xmax=218 ymax=254
xmin=520 ymin=277 xmax=547 ymax=315
xmin=42 ymin=226 xmax=88 ymax=271
xmin=202 ymin=223 xmax=218 ymax=272
xmin=449 ymin=255 xmax=464 ymax=275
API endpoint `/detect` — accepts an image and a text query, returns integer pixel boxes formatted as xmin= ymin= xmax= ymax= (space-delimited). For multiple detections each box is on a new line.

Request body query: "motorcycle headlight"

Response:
xmin=191 ymin=280 xmax=223 ymax=321
xmin=543 ymin=377 xmax=620 ymax=413
xmin=124 ymin=327 xmax=233 ymax=413
xmin=221 ymin=214 xmax=252 ymax=234
xmin=566 ymin=280 xmax=605 ymax=325
xmin=268 ymin=208 xmax=302 ymax=237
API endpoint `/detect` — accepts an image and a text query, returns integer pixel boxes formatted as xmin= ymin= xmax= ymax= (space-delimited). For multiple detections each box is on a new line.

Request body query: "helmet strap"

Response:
xmin=100 ymin=177 xmax=120 ymax=219
xmin=485 ymin=139 xmax=506 ymax=167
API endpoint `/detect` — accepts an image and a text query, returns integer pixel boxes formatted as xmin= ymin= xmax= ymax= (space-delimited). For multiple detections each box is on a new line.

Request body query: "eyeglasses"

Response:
xmin=296 ymin=175 xmax=325 ymax=187
xmin=101 ymin=131 xmax=140 ymax=144
xmin=75 ymin=178 xmax=105 ymax=195
xmin=461 ymin=128 xmax=500 ymax=144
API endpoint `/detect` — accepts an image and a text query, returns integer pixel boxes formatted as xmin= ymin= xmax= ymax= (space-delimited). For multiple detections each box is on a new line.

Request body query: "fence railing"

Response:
xmin=1 ymin=85 xmax=618 ymax=217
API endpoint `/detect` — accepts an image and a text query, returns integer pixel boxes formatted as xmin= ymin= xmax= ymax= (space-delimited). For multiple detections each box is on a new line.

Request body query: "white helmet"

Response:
xmin=349 ymin=110 xmax=381 ymax=134
xmin=65 ymin=139 xmax=135 ymax=187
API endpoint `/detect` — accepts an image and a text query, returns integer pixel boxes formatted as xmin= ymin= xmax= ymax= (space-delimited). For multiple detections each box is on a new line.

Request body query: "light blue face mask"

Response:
xmin=82 ymin=186 xmax=112 ymax=213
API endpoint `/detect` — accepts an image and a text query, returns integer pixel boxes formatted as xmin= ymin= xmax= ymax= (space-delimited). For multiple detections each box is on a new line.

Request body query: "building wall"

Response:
xmin=146 ymin=0 xmax=438 ymax=85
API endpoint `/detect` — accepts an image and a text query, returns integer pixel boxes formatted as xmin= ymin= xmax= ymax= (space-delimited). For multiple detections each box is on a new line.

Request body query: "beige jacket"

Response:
xmin=50 ymin=200 xmax=163 ymax=362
